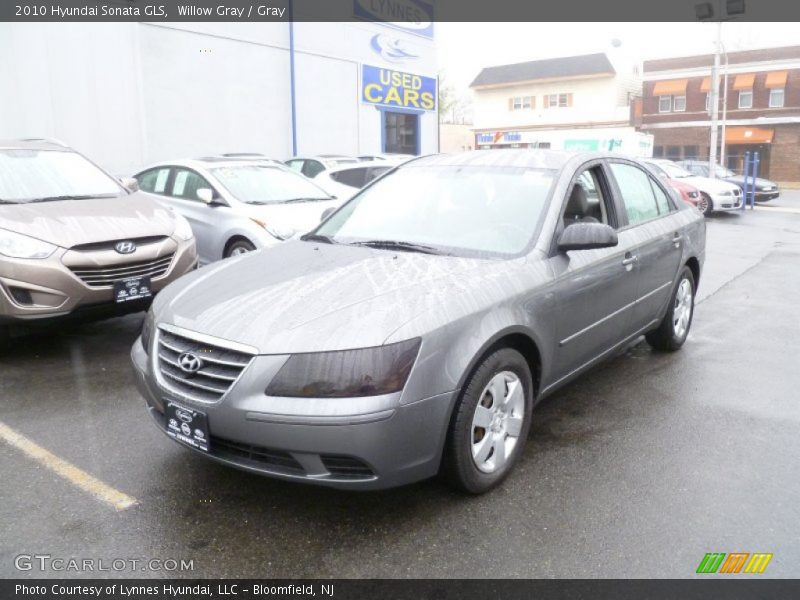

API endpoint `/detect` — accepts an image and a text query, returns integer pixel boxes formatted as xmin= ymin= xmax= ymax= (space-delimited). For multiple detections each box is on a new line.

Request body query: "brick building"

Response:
xmin=640 ymin=45 xmax=800 ymax=184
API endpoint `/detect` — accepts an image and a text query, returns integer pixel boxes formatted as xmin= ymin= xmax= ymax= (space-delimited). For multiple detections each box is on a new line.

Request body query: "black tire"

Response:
xmin=224 ymin=238 xmax=256 ymax=258
xmin=443 ymin=347 xmax=534 ymax=494
xmin=698 ymin=193 xmax=713 ymax=216
xmin=645 ymin=265 xmax=696 ymax=352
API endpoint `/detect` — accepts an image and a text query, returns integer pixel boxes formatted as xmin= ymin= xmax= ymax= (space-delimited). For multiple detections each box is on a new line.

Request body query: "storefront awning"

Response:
xmin=725 ymin=126 xmax=774 ymax=144
xmin=700 ymin=77 xmax=711 ymax=92
xmin=652 ymin=79 xmax=688 ymax=96
xmin=765 ymin=70 xmax=788 ymax=89
xmin=733 ymin=73 xmax=755 ymax=90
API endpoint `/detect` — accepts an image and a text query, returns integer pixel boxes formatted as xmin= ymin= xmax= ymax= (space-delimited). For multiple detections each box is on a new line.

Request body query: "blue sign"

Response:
xmin=362 ymin=65 xmax=436 ymax=111
xmin=354 ymin=0 xmax=434 ymax=39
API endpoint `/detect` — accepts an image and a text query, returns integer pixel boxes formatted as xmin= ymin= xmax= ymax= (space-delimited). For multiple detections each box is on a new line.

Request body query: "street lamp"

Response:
xmin=696 ymin=0 xmax=745 ymax=178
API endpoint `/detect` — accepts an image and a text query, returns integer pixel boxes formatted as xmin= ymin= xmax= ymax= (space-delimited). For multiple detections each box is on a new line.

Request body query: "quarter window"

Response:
xmin=609 ymin=163 xmax=661 ymax=226
xmin=769 ymin=88 xmax=785 ymax=108
xmin=136 ymin=167 xmax=170 ymax=194
xmin=738 ymin=90 xmax=753 ymax=109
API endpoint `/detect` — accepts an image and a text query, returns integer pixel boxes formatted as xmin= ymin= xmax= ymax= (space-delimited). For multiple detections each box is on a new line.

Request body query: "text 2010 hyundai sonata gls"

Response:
xmin=131 ymin=150 xmax=705 ymax=494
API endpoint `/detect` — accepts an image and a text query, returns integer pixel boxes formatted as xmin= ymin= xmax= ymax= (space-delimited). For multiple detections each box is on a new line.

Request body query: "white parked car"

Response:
xmin=311 ymin=161 xmax=396 ymax=201
xmin=134 ymin=158 xmax=338 ymax=265
xmin=644 ymin=159 xmax=742 ymax=215
xmin=284 ymin=154 xmax=358 ymax=179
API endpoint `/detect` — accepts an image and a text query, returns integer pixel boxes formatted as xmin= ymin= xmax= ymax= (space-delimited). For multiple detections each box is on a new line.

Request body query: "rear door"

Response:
xmin=607 ymin=160 xmax=685 ymax=331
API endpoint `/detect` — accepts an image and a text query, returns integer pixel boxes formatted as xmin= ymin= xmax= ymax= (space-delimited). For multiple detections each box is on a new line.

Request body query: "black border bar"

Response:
xmin=4 ymin=579 xmax=800 ymax=600
xmin=4 ymin=0 xmax=800 ymax=22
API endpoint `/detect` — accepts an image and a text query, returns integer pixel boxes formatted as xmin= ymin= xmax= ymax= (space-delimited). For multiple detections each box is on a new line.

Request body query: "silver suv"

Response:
xmin=0 ymin=139 xmax=197 ymax=344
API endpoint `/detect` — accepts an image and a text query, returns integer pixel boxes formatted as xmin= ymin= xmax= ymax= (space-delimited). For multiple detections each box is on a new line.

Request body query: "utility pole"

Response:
xmin=720 ymin=43 xmax=729 ymax=168
xmin=708 ymin=19 xmax=722 ymax=179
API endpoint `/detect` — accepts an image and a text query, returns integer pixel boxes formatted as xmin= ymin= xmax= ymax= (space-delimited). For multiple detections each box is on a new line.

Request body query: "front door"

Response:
xmin=547 ymin=163 xmax=642 ymax=384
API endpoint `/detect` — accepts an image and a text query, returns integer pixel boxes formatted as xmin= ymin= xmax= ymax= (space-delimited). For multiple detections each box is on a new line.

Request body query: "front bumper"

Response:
xmin=0 ymin=237 xmax=196 ymax=321
xmin=130 ymin=337 xmax=454 ymax=490
xmin=754 ymin=190 xmax=780 ymax=202
xmin=710 ymin=192 xmax=743 ymax=211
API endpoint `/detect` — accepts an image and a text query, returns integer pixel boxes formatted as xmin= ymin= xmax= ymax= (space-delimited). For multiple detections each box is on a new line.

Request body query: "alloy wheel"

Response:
xmin=672 ymin=278 xmax=693 ymax=339
xmin=471 ymin=371 xmax=525 ymax=474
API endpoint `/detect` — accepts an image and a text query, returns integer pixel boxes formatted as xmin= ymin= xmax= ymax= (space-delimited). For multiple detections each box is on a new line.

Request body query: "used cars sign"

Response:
xmin=362 ymin=65 xmax=436 ymax=111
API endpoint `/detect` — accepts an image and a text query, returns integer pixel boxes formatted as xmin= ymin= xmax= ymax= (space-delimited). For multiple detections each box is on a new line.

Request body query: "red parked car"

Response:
xmin=644 ymin=161 xmax=702 ymax=208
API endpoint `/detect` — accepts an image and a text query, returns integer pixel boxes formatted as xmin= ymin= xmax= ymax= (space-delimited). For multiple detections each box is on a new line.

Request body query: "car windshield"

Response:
xmin=714 ymin=165 xmax=736 ymax=177
xmin=211 ymin=165 xmax=331 ymax=204
xmin=0 ymin=149 xmax=123 ymax=203
xmin=314 ymin=165 xmax=556 ymax=258
xmin=653 ymin=161 xmax=693 ymax=179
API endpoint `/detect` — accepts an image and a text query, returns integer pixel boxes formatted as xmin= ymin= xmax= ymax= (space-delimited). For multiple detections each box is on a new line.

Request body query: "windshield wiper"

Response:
xmin=26 ymin=194 xmax=118 ymax=203
xmin=300 ymin=233 xmax=337 ymax=244
xmin=282 ymin=197 xmax=332 ymax=204
xmin=349 ymin=240 xmax=447 ymax=255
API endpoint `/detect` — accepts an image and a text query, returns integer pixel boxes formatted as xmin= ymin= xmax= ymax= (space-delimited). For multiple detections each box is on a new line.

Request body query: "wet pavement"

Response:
xmin=1 ymin=197 xmax=799 ymax=578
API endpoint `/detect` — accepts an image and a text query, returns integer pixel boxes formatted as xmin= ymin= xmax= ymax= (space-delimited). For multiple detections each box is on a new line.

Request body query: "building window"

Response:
xmin=683 ymin=145 xmax=699 ymax=160
xmin=738 ymin=90 xmax=753 ymax=109
xmin=653 ymin=146 xmax=664 ymax=158
xmin=666 ymin=146 xmax=681 ymax=160
xmin=384 ymin=111 xmax=418 ymax=155
xmin=546 ymin=93 xmax=570 ymax=108
xmin=673 ymin=95 xmax=686 ymax=112
xmin=769 ymin=88 xmax=785 ymax=108
xmin=658 ymin=96 xmax=672 ymax=113
xmin=511 ymin=96 xmax=533 ymax=110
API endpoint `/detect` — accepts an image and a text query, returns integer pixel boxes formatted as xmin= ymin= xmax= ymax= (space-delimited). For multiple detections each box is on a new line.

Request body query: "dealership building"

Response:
xmin=0 ymin=18 xmax=438 ymax=175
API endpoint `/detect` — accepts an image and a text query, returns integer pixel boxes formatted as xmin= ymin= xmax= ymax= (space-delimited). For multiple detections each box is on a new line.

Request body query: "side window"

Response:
xmin=136 ymin=168 xmax=170 ymax=194
xmin=366 ymin=166 xmax=392 ymax=183
xmin=649 ymin=178 xmax=673 ymax=214
xmin=170 ymin=169 xmax=212 ymax=202
xmin=609 ymin=163 xmax=660 ymax=226
xmin=331 ymin=168 xmax=368 ymax=189
xmin=286 ymin=160 xmax=304 ymax=173
xmin=302 ymin=160 xmax=325 ymax=178
xmin=563 ymin=168 xmax=610 ymax=228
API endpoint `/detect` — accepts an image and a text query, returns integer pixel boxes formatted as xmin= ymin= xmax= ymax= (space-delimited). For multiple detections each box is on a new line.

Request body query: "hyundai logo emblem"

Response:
xmin=177 ymin=352 xmax=203 ymax=375
xmin=114 ymin=240 xmax=137 ymax=254
xmin=175 ymin=408 xmax=193 ymax=423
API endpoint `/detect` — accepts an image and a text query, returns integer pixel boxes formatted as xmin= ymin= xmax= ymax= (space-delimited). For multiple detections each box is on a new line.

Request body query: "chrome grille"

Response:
xmin=70 ymin=254 xmax=174 ymax=288
xmin=156 ymin=327 xmax=254 ymax=404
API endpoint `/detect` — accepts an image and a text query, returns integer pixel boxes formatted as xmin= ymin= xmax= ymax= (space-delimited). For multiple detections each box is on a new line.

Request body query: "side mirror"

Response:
xmin=196 ymin=188 xmax=214 ymax=204
xmin=557 ymin=222 xmax=618 ymax=252
xmin=120 ymin=177 xmax=139 ymax=193
xmin=320 ymin=207 xmax=336 ymax=222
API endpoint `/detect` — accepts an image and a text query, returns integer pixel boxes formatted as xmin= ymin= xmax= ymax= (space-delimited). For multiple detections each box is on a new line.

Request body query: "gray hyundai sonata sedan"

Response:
xmin=131 ymin=150 xmax=705 ymax=494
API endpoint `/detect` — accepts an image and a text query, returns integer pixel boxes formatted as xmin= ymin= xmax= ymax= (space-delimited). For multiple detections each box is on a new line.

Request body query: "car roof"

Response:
xmin=0 ymin=138 xmax=72 ymax=152
xmin=136 ymin=158 xmax=288 ymax=173
xmin=409 ymin=149 xmax=612 ymax=170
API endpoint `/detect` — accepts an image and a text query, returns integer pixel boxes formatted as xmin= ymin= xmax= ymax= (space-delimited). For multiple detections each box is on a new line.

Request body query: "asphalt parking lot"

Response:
xmin=2 ymin=194 xmax=800 ymax=579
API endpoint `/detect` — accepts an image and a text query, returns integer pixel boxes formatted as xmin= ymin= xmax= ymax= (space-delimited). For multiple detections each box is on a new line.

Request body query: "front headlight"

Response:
xmin=251 ymin=218 xmax=296 ymax=241
xmin=0 ymin=229 xmax=57 ymax=259
xmin=172 ymin=216 xmax=194 ymax=241
xmin=266 ymin=338 xmax=421 ymax=398
xmin=141 ymin=306 xmax=155 ymax=355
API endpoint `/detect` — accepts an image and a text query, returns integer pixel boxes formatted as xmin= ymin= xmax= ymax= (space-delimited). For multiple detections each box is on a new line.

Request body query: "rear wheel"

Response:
xmin=443 ymin=348 xmax=534 ymax=494
xmin=224 ymin=238 xmax=256 ymax=258
xmin=697 ymin=193 xmax=713 ymax=216
xmin=645 ymin=266 xmax=695 ymax=352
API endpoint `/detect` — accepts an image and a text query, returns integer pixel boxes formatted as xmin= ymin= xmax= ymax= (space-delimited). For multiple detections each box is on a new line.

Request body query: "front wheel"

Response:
xmin=443 ymin=348 xmax=534 ymax=494
xmin=697 ymin=193 xmax=713 ymax=216
xmin=646 ymin=266 xmax=696 ymax=352
xmin=224 ymin=239 xmax=256 ymax=258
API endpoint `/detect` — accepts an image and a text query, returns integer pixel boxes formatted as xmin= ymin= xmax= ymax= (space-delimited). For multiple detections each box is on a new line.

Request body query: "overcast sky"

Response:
xmin=437 ymin=22 xmax=800 ymax=95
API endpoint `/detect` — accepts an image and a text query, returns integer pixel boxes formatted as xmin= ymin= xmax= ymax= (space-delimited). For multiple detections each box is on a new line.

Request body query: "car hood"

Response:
xmin=724 ymin=175 xmax=776 ymax=189
xmin=679 ymin=175 xmax=739 ymax=194
xmin=0 ymin=192 xmax=177 ymax=248
xmin=238 ymin=199 xmax=341 ymax=236
xmin=155 ymin=240 xmax=498 ymax=353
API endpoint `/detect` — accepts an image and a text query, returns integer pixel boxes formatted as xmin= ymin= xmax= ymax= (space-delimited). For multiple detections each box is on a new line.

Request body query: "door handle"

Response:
xmin=672 ymin=232 xmax=683 ymax=247
xmin=622 ymin=254 xmax=638 ymax=267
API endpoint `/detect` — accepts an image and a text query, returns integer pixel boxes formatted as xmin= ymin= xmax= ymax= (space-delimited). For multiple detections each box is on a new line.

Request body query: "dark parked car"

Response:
xmin=677 ymin=160 xmax=780 ymax=202
xmin=131 ymin=150 xmax=706 ymax=494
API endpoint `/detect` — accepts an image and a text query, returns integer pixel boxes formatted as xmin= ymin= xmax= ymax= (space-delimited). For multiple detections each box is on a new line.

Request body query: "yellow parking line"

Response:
xmin=0 ymin=421 xmax=138 ymax=511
